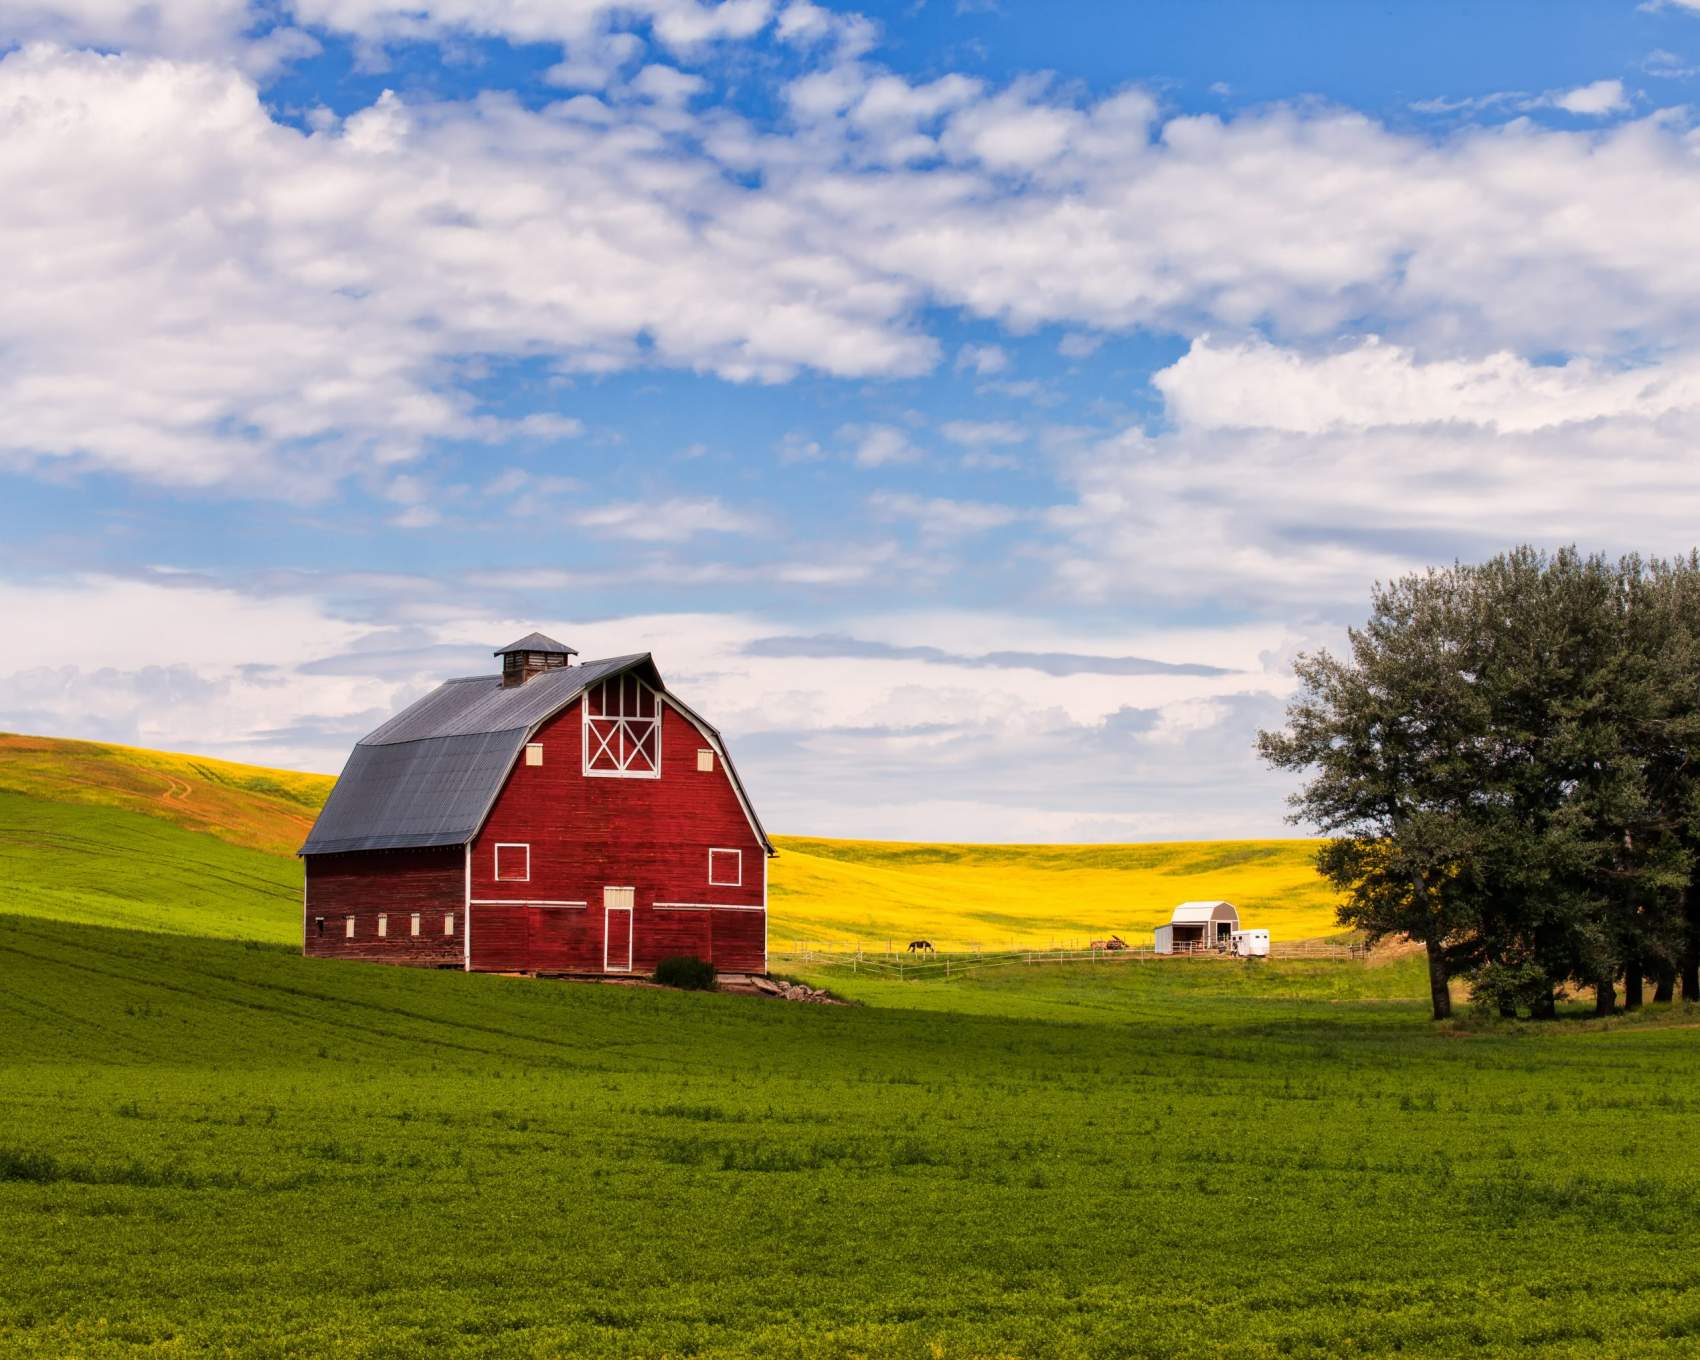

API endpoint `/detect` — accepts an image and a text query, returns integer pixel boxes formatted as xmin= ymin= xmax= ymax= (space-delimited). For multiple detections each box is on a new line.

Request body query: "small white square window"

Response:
xmin=525 ymin=743 xmax=544 ymax=767
xmin=344 ymin=915 xmax=355 ymax=939
xmin=708 ymin=848 xmax=742 ymax=887
xmin=377 ymin=913 xmax=388 ymax=938
xmin=410 ymin=912 xmax=421 ymax=937
xmin=444 ymin=913 xmax=456 ymax=936
xmin=697 ymin=748 xmax=715 ymax=772
xmin=495 ymin=843 xmax=530 ymax=882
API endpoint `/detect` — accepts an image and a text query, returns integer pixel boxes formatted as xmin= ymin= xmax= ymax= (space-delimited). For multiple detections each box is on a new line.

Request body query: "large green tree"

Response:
xmin=1258 ymin=564 xmax=1489 ymax=1020
xmin=1264 ymin=548 xmax=1700 ymax=1020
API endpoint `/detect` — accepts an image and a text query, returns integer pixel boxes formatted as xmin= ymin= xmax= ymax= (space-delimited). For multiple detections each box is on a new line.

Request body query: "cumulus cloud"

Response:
xmin=0 ymin=45 xmax=935 ymax=491
xmin=0 ymin=0 xmax=784 ymax=61
xmin=1050 ymin=339 xmax=1700 ymax=607
xmin=1547 ymin=79 xmax=1630 ymax=115
xmin=9 ymin=43 xmax=1700 ymax=495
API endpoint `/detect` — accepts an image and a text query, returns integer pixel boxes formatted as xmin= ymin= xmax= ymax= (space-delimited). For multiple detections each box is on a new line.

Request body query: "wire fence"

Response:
xmin=770 ymin=937 xmax=1370 ymax=982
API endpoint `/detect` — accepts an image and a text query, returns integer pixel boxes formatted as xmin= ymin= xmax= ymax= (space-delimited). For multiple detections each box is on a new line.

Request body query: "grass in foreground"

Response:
xmin=5 ymin=913 xmax=1700 ymax=1358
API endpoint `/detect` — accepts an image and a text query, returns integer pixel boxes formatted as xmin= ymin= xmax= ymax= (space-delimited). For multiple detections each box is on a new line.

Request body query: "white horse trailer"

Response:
xmin=1232 ymin=929 xmax=1270 ymax=958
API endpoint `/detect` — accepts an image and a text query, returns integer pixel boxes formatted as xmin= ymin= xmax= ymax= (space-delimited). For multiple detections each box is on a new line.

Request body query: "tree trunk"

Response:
xmin=1595 ymin=977 xmax=1617 ymax=1016
xmin=1530 ymin=990 xmax=1556 ymax=1020
xmin=1497 ymin=997 xmax=1518 ymax=1019
xmin=1653 ymin=966 xmax=1675 ymax=1003
xmin=1684 ymin=887 xmax=1700 ymax=1002
xmin=1425 ymin=937 xmax=1452 ymax=1020
xmin=1624 ymin=958 xmax=1644 ymax=1010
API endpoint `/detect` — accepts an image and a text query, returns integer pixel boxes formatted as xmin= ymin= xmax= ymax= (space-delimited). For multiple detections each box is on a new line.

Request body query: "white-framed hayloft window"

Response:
xmin=584 ymin=673 xmax=662 ymax=778
xmin=697 ymin=748 xmax=715 ymax=772
xmin=525 ymin=743 xmax=544 ymax=767
xmin=495 ymin=843 xmax=530 ymax=882
xmin=708 ymin=848 xmax=742 ymax=887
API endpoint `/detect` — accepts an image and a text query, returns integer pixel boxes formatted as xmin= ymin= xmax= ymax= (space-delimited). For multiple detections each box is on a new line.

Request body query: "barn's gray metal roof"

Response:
xmin=300 ymin=652 xmax=773 ymax=857
xmin=494 ymin=631 xmax=577 ymax=657
xmin=301 ymin=655 xmax=647 ymax=855
xmin=300 ymin=731 xmax=531 ymax=854
xmin=360 ymin=655 xmax=646 ymax=746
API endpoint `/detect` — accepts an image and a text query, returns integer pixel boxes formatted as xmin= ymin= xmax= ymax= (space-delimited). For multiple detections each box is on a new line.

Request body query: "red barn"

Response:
xmin=300 ymin=633 xmax=774 ymax=976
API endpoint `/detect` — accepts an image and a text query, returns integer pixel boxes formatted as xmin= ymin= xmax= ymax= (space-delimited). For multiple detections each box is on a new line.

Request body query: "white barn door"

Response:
xmin=603 ymin=886 xmax=634 ymax=973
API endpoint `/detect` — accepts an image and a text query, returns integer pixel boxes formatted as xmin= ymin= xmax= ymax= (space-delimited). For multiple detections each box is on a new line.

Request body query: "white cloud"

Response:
xmin=9 ymin=38 xmax=1700 ymax=514
xmin=939 ymin=419 xmax=1026 ymax=446
xmin=842 ymin=423 xmax=921 ymax=467
xmin=1548 ymin=79 xmax=1629 ymax=115
xmin=956 ymin=343 xmax=1009 ymax=375
xmin=867 ymin=491 xmax=1022 ymax=535
xmin=0 ymin=45 xmax=936 ymax=491
xmin=573 ymin=496 xmax=764 ymax=541
xmin=1051 ymin=340 xmax=1700 ymax=607
xmin=1155 ymin=336 xmax=1700 ymax=434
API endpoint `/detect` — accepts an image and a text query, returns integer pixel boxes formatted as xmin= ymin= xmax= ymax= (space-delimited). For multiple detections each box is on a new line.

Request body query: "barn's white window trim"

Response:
xmin=494 ymin=842 xmax=530 ymax=882
xmin=697 ymin=748 xmax=715 ymax=772
xmin=377 ymin=913 xmax=388 ymax=938
xmin=410 ymin=912 xmax=421 ymax=937
xmin=525 ymin=743 xmax=544 ymax=767
xmin=444 ymin=913 xmax=456 ymax=937
xmin=654 ymin=901 xmax=764 ymax=912
xmin=344 ymin=915 xmax=355 ymax=939
xmin=708 ymin=848 xmax=742 ymax=887
xmin=583 ymin=673 xmax=662 ymax=779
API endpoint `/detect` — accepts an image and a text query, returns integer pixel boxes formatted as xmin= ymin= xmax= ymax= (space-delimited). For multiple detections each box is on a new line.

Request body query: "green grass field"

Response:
xmin=5 ymin=733 xmax=1700 ymax=1356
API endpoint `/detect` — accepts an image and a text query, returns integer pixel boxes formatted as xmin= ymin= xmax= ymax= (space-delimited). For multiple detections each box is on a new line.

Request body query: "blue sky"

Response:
xmin=4 ymin=0 xmax=1700 ymax=839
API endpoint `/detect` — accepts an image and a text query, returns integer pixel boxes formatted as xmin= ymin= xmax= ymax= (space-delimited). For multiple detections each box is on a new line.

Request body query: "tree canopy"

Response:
xmin=1261 ymin=547 xmax=1700 ymax=1019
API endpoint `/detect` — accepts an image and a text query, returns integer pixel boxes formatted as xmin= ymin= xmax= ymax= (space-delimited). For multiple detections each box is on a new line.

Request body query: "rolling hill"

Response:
xmin=0 ymin=731 xmax=1345 ymax=947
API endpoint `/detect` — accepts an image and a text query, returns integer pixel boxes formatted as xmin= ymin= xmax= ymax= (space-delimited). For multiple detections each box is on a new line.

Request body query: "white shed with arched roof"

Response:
xmin=1153 ymin=900 xmax=1240 ymax=954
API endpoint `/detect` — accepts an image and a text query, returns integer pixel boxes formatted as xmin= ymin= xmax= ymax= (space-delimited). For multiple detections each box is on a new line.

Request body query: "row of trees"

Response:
xmin=1260 ymin=547 xmax=1700 ymax=1020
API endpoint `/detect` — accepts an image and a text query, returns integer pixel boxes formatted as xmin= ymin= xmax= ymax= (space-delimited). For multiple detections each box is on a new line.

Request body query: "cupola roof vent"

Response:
xmin=494 ymin=631 xmax=577 ymax=658
xmin=495 ymin=631 xmax=578 ymax=686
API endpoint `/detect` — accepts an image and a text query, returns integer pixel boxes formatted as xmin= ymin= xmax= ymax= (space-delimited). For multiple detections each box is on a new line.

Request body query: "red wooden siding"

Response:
xmin=304 ymin=846 xmax=464 ymax=967
xmin=468 ymin=698 xmax=766 ymax=975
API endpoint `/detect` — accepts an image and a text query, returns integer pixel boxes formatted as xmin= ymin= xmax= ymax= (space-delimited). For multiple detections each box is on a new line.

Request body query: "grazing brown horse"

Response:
xmin=1089 ymin=935 xmax=1129 ymax=952
xmin=906 ymin=940 xmax=935 ymax=954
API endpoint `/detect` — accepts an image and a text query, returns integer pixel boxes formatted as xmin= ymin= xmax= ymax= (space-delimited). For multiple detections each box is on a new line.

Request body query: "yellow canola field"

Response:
xmin=767 ymin=835 xmax=1345 ymax=950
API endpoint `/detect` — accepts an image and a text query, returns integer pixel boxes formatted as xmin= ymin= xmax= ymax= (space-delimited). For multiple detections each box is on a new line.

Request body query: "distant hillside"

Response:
xmin=0 ymin=732 xmax=1344 ymax=947
xmin=0 ymin=732 xmax=333 ymax=857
